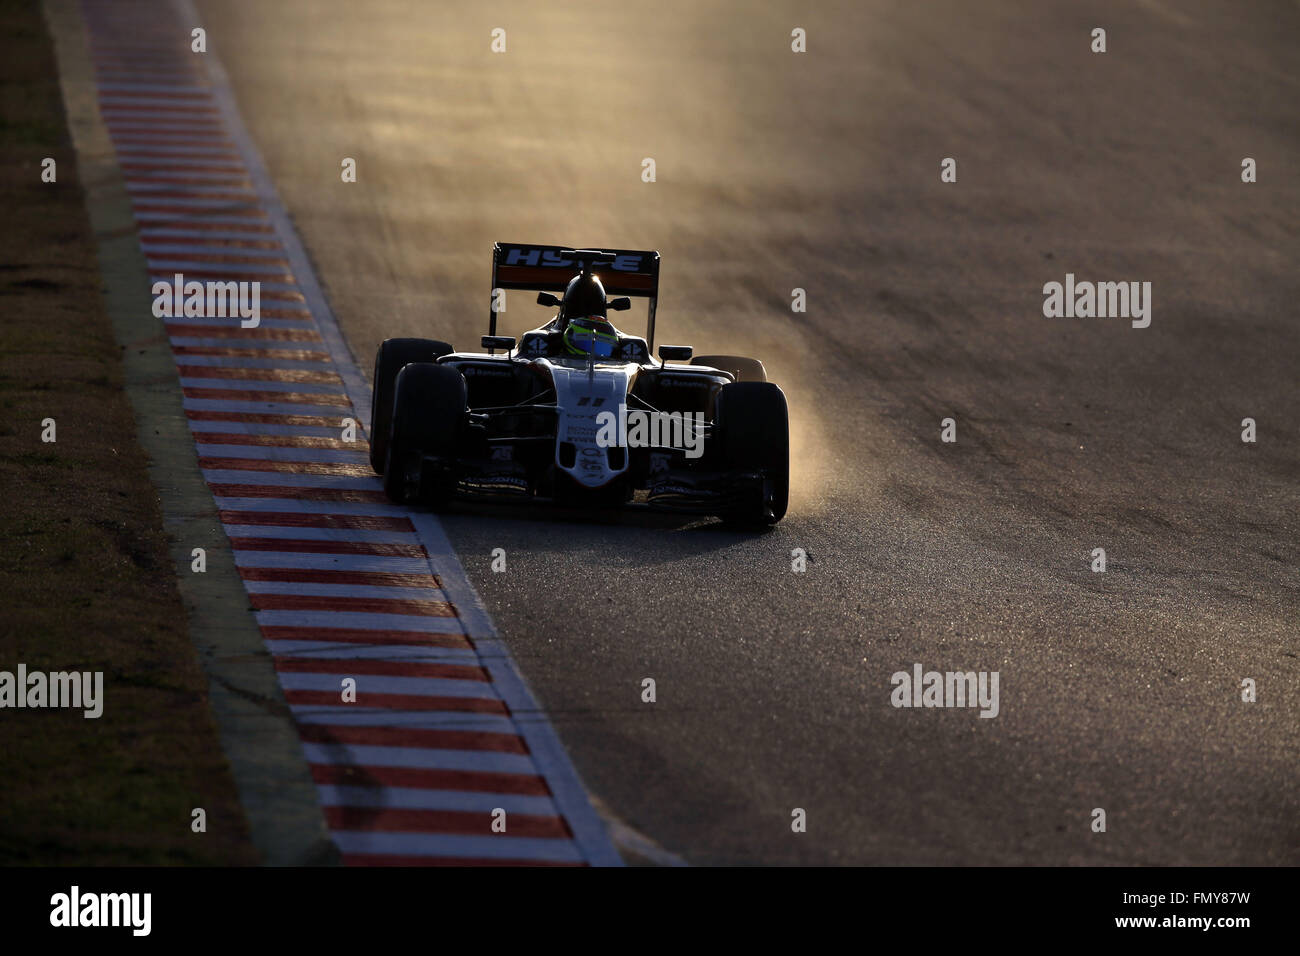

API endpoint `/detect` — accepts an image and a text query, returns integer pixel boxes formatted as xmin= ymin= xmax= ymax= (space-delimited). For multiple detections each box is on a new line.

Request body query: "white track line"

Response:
xmin=316 ymin=785 xmax=560 ymax=816
xmin=328 ymin=832 xmax=584 ymax=863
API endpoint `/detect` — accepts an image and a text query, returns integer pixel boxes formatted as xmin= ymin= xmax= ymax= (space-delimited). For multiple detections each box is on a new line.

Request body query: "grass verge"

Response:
xmin=0 ymin=0 xmax=257 ymax=865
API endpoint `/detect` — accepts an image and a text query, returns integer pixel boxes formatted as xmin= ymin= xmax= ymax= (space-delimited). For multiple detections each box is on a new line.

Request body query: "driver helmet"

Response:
xmin=559 ymin=271 xmax=608 ymax=323
xmin=563 ymin=315 xmax=619 ymax=358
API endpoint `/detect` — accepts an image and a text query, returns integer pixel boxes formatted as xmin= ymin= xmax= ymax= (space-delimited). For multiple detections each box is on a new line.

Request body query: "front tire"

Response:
xmin=370 ymin=337 xmax=453 ymax=474
xmin=715 ymin=381 xmax=789 ymax=526
xmin=383 ymin=363 xmax=467 ymax=507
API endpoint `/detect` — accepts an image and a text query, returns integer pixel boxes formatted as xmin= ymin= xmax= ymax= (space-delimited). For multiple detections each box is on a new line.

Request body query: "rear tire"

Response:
xmin=370 ymin=337 xmax=453 ymax=474
xmin=383 ymin=363 xmax=466 ymax=507
xmin=691 ymin=354 xmax=767 ymax=383
xmin=715 ymin=381 xmax=789 ymax=526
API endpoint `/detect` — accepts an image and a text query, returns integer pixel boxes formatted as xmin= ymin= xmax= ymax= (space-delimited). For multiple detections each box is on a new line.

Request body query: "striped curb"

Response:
xmin=77 ymin=0 xmax=622 ymax=867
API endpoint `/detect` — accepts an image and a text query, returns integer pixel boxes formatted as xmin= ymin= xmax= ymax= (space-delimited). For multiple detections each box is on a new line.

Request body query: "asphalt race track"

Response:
xmin=192 ymin=0 xmax=1299 ymax=864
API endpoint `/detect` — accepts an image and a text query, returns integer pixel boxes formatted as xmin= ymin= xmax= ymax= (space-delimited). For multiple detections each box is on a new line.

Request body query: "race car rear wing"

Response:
xmin=490 ymin=242 xmax=662 ymax=348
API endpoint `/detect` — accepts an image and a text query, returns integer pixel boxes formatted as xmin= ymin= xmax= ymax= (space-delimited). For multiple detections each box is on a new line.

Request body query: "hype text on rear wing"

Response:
xmin=490 ymin=242 xmax=662 ymax=348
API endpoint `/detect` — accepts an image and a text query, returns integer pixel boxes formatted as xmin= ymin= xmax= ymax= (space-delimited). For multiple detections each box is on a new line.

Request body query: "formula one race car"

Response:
xmin=368 ymin=243 xmax=789 ymax=526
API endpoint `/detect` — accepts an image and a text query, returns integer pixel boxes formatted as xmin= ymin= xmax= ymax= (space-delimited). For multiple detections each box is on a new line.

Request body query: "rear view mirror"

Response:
xmin=482 ymin=335 xmax=516 ymax=353
xmin=537 ymin=292 xmax=561 ymax=308
xmin=607 ymin=296 xmax=632 ymax=312
xmin=659 ymin=345 xmax=693 ymax=361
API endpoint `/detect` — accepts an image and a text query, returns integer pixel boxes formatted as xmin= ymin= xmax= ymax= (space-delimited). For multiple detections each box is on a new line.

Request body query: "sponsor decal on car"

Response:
xmin=459 ymin=364 xmax=514 ymax=379
xmin=503 ymin=247 xmax=646 ymax=273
